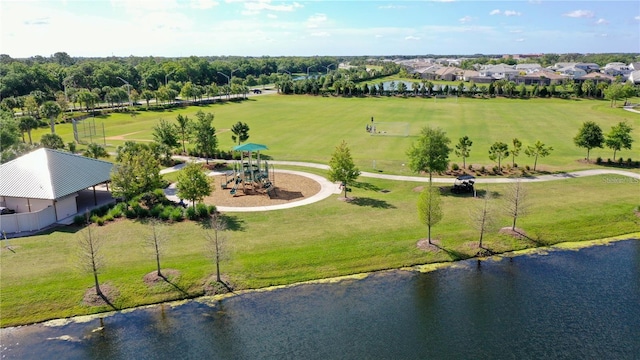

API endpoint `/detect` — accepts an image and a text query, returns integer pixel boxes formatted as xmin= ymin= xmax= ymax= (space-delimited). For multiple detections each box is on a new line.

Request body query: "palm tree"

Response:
xmin=83 ymin=143 xmax=109 ymax=159
xmin=39 ymin=101 xmax=62 ymax=134
xmin=19 ymin=116 xmax=39 ymax=144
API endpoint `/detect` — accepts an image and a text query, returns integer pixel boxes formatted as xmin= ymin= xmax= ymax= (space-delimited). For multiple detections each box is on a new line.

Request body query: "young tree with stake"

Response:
xmin=328 ymin=140 xmax=360 ymax=198
xmin=77 ymin=223 xmax=105 ymax=298
xmin=455 ymin=135 xmax=473 ymax=169
xmin=417 ymin=186 xmax=443 ymax=245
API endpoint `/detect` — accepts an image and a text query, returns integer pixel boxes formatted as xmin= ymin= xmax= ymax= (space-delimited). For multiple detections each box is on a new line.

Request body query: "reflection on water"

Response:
xmin=2 ymin=240 xmax=639 ymax=359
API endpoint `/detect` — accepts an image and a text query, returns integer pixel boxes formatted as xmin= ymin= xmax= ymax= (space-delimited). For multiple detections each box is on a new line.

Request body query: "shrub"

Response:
xmin=103 ymin=214 xmax=114 ymax=222
xmin=596 ymin=157 xmax=603 ymax=164
xmin=170 ymin=208 xmax=184 ymax=222
xmin=468 ymin=164 xmax=473 ymax=170
xmin=73 ymin=215 xmax=86 ymax=226
xmin=626 ymin=158 xmax=633 ymax=167
xmin=480 ymin=166 xmax=486 ymax=173
xmin=618 ymin=157 xmax=625 ymax=166
xmin=108 ymin=206 xmax=123 ymax=219
xmin=451 ymin=163 xmax=459 ymax=171
xmin=525 ymin=165 xmax=531 ymax=171
xmin=140 ymin=189 xmax=169 ymax=208
xmin=606 ymin=158 xmax=613 ymax=165
xmin=492 ymin=165 xmax=500 ymax=174
xmin=186 ymin=206 xmax=198 ymax=220
xmin=150 ymin=204 xmax=164 ymax=218
xmin=513 ymin=163 xmax=518 ymax=168
xmin=196 ymin=203 xmax=210 ymax=218
xmin=135 ymin=206 xmax=150 ymax=218
xmin=90 ymin=215 xmax=100 ymax=224
xmin=159 ymin=206 xmax=173 ymax=221
xmin=208 ymin=205 xmax=217 ymax=214
xmin=96 ymin=217 xmax=105 ymax=226
xmin=125 ymin=208 xmax=137 ymax=219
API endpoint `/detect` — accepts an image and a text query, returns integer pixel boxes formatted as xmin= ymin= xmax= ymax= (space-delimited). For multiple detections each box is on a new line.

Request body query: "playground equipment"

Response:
xmin=220 ymin=143 xmax=276 ymax=198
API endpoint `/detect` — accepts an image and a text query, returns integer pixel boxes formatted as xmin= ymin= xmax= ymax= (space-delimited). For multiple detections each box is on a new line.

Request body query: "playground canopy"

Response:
xmin=232 ymin=143 xmax=268 ymax=152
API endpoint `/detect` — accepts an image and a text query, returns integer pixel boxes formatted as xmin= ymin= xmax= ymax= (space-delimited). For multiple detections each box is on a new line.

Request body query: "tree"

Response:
xmin=111 ymin=147 xmax=163 ymax=201
xmin=510 ymin=138 xmax=522 ymax=167
xmin=488 ymin=141 xmax=509 ymax=170
xmin=175 ymin=114 xmax=191 ymax=154
xmin=605 ymin=121 xmax=634 ymax=161
xmin=146 ymin=219 xmax=167 ymax=278
xmin=504 ymin=179 xmax=528 ymax=231
xmin=573 ymin=121 xmax=604 ymax=161
xmin=192 ymin=110 xmax=217 ymax=164
xmin=469 ymin=189 xmax=496 ymax=249
xmin=39 ymin=101 xmax=61 ymax=134
xmin=176 ymin=162 xmax=212 ymax=206
xmin=40 ymin=133 xmax=65 ymax=149
xmin=0 ymin=110 xmax=21 ymax=153
xmin=230 ymin=121 xmax=250 ymax=145
xmin=77 ymin=223 xmax=105 ymax=297
xmin=454 ymin=136 xmax=473 ymax=169
xmin=407 ymin=127 xmax=451 ymax=182
xmin=205 ymin=212 xmax=228 ymax=284
xmin=328 ymin=140 xmax=360 ymax=198
xmin=524 ymin=140 xmax=553 ymax=171
xmin=604 ymin=83 xmax=624 ymax=107
xmin=153 ymin=119 xmax=180 ymax=161
xmin=83 ymin=143 xmax=109 ymax=159
xmin=417 ymin=186 xmax=443 ymax=245
xmin=141 ymin=89 xmax=155 ymax=108
xmin=18 ymin=116 xmax=39 ymax=145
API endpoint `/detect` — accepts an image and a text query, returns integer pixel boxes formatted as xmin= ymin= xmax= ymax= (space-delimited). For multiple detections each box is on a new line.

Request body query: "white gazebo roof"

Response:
xmin=0 ymin=148 xmax=113 ymax=200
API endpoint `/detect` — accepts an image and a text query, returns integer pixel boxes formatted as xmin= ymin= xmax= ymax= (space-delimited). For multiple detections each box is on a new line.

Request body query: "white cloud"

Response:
xmin=601 ymin=33 xmax=608 ymax=37
xmin=490 ymin=9 xmax=500 ymax=15
xmin=378 ymin=5 xmax=405 ymax=9
xmin=190 ymin=0 xmax=219 ymax=9
xmin=595 ymin=18 xmax=609 ymax=25
xmin=307 ymin=13 xmax=327 ymax=28
xmin=267 ymin=13 xmax=277 ymax=19
xmin=515 ymin=38 xmax=525 ymax=42
xmin=510 ymin=29 xmax=523 ymax=33
xmin=375 ymin=34 xmax=383 ymax=38
xmin=110 ymin=0 xmax=180 ymax=13
xmin=459 ymin=16 xmax=473 ymax=23
xmin=504 ymin=10 xmax=521 ymax=17
xmin=311 ymin=31 xmax=330 ymax=37
xmin=405 ymin=35 xmax=420 ymax=40
xmin=634 ymin=15 xmax=640 ymax=21
xmin=563 ymin=10 xmax=594 ymax=18
xmin=243 ymin=0 xmax=303 ymax=13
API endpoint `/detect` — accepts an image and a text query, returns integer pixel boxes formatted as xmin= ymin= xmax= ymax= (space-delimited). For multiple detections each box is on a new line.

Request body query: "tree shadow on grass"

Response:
xmin=351 ymin=181 xmax=381 ymax=192
xmin=433 ymin=243 xmax=471 ymax=261
xmin=160 ymin=274 xmax=190 ymax=297
xmin=348 ymin=197 xmax=396 ymax=209
xmin=198 ymin=214 xmax=246 ymax=232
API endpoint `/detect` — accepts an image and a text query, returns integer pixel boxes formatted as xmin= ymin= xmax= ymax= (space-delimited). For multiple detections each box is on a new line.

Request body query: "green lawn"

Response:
xmin=1 ymin=172 xmax=638 ymax=327
xmin=32 ymin=95 xmax=640 ymax=173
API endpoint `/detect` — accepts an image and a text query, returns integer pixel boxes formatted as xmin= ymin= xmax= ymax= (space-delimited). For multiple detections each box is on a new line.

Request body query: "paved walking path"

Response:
xmin=163 ymin=156 xmax=639 ymax=212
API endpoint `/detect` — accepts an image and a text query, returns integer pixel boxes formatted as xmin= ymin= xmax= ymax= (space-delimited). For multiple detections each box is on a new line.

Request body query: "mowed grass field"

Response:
xmin=33 ymin=95 xmax=640 ymax=173
xmin=1 ymin=171 xmax=638 ymax=327
xmin=5 ymin=94 xmax=639 ymax=327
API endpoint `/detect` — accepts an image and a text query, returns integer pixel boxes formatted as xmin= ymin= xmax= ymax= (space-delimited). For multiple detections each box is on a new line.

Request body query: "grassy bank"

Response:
xmin=1 ymin=173 xmax=638 ymax=327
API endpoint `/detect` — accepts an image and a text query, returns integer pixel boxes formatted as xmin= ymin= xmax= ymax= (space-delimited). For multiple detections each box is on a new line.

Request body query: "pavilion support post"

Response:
xmin=93 ymin=186 xmax=97 ymax=205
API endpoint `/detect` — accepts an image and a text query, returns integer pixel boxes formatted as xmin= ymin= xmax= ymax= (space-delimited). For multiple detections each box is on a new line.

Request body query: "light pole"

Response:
xmin=217 ymin=72 xmax=230 ymax=99
xmin=324 ymin=64 xmax=335 ymax=74
xmin=306 ymin=66 xmax=314 ymax=79
xmin=116 ymin=76 xmax=131 ymax=107
xmin=165 ymin=70 xmax=175 ymax=87
xmin=279 ymin=69 xmax=291 ymax=75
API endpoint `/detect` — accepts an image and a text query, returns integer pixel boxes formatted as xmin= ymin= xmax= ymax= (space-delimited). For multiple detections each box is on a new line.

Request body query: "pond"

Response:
xmin=2 ymin=240 xmax=638 ymax=359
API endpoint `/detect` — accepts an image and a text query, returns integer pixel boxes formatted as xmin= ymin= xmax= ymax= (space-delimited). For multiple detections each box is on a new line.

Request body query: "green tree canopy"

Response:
xmin=524 ymin=140 xmax=553 ymax=171
xmin=175 ymin=114 xmax=191 ymax=154
xmin=573 ymin=121 xmax=604 ymax=161
xmin=153 ymin=118 xmax=180 ymax=162
xmin=407 ymin=127 xmax=451 ymax=181
xmin=454 ymin=135 xmax=472 ymax=169
xmin=110 ymin=147 xmax=163 ymax=201
xmin=0 ymin=110 xmax=21 ymax=152
xmin=83 ymin=143 xmax=109 ymax=159
xmin=176 ymin=162 xmax=212 ymax=206
xmin=40 ymin=133 xmax=65 ymax=149
xmin=230 ymin=121 xmax=250 ymax=145
xmin=39 ymin=101 xmax=61 ymax=133
xmin=605 ymin=121 xmax=634 ymax=161
xmin=510 ymin=138 xmax=522 ymax=167
xmin=488 ymin=141 xmax=509 ymax=170
xmin=328 ymin=140 xmax=360 ymax=198
xmin=192 ymin=110 xmax=217 ymax=163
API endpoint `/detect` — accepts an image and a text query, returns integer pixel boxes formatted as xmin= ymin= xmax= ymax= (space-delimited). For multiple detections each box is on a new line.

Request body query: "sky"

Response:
xmin=1 ymin=0 xmax=639 ymax=58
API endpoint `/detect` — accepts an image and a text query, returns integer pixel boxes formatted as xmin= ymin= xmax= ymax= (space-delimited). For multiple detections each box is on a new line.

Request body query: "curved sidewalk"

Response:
xmin=163 ymin=157 xmax=639 ymax=212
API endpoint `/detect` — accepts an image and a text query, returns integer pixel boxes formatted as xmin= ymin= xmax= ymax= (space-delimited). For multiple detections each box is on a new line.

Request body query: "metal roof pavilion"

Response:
xmin=0 ymin=148 xmax=113 ymax=200
xmin=232 ymin=143 xmax=268 ymax=152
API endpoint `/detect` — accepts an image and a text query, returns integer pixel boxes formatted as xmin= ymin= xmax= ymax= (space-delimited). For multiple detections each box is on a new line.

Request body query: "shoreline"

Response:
xmin=3 ymin=232 xmax=638 ymax=330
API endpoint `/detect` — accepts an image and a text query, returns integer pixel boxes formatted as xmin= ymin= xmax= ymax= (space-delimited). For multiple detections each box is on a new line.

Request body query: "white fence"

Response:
xmin=0 ymin=206 xmax=56 ymax=234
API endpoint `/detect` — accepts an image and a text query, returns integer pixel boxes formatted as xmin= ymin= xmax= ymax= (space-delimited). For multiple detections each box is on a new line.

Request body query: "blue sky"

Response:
xmin=1 ymin=0 xmax=639 ymax=58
